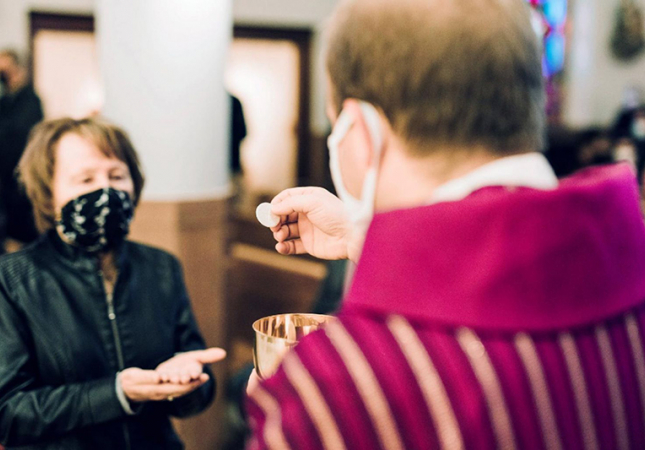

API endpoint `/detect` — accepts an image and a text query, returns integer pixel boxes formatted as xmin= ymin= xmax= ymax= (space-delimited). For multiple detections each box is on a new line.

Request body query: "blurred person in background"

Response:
xmin=0 ymin=118 xmax=225 ymax=449
xmin=230 ymin=94 xmax=247 ymax=181
xmin=0 ymin=49 xmax=43 ymax=250
xmin=546 ymin=126 xmax=613 ymax=179
xmin=577 ymin=127 xmax=613 ymax=168
xmin=544 ymin=125 xmax=580 ymax=177
xmin=613 ymin=135 xmax=640 ymax=170
xmin=611 ymin=105 xmax=645 ymax=180
xmin=229 ymin=94 xmax=248 ymax=205
xmin=246 ymin=0 xmax=645 ymax=448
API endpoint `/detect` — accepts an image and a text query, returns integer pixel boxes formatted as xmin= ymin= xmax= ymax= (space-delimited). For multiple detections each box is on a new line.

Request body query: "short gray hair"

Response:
xmin=325 ymin=0 xmax=546 ymax=155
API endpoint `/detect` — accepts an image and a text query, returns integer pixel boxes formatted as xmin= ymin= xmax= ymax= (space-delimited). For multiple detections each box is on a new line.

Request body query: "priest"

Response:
xmin=247 ymin=0 xmax=645 ymax=448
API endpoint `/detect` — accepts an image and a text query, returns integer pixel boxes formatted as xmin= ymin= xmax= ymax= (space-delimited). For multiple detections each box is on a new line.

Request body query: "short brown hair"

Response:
xmin=325 ymin=0 xmax=545 ymax=155
xmin=18 ymin=117 xmax=145 ymax=233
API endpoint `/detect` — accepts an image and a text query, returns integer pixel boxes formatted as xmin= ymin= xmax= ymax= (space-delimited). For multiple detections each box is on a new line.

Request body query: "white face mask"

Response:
xmin=327 ymin=101 xmax=384 ymax=229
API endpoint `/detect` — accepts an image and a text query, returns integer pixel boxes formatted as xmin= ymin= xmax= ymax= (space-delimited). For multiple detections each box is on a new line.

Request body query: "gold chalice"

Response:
xmin=252 ymin=313 xmax=336 ymax=379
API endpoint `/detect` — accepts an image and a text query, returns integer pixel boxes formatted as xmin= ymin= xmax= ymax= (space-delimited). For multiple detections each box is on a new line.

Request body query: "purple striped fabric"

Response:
xmin=248 ymin=309 xmax=645 ymax=450
xmin=247 ymin=165 xmax=645 ymax=450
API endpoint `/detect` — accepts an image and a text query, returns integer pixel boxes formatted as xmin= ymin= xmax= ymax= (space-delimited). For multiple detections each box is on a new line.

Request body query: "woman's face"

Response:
xmin=52 ymin=132 xmax=135 ymax=214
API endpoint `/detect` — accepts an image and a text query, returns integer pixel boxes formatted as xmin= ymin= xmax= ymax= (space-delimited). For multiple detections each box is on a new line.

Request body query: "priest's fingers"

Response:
xmin=271 ymin=187 xmax=328 ymax=206
xmin=270 ymin=212 xmax=298 ymax=232
xmin=273 ymin=223 xmax=300 ymax=243
xmin=271 ymin=193 xmax=326 ymax=218
xmin=275 ymin=239 xmax=306 ymax=256
xmin=246 ymin=369 xmax=261 ymax=396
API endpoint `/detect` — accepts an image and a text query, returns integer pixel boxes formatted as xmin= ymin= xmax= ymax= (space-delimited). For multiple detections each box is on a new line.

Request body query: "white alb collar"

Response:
xmin=431 ymin=152 xmax=558 ymax=204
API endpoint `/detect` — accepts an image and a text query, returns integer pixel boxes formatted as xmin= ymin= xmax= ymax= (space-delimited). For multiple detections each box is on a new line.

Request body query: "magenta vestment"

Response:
xmin=248 ymin=164 xmax=645 ymax=450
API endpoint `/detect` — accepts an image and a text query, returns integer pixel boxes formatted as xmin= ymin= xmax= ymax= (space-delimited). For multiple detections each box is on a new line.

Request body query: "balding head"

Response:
xmin=0 ymin=49 xmax=28 ymax=93
xmin=0 ymin=49 xmax=25 ymax=75
xmin=0 ymin=49 xmax=22 ymax=66
xmin=325 ymin=0 xmax=545 ymax=155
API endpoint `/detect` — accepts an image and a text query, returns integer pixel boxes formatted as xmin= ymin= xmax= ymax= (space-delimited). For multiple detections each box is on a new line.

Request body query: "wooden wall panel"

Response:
xmin=129 ymin=199 xmax=228 ymax=450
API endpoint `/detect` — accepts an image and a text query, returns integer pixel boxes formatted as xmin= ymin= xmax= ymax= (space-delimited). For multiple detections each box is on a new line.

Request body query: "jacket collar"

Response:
xmin=342 ymin=164 xmax=645 ymax=332
xmin=46 ymin=229 xmax=127 ymax=273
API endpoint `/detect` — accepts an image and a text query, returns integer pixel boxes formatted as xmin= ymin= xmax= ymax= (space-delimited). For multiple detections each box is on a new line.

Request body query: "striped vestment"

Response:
xmin=247 ymin=165 xmax=645 ymax=449
xmin=247 ymin=308 xmax=645 ymax=450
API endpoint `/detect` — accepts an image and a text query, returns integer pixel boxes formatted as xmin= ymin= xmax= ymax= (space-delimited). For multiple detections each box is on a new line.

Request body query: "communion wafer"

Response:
xmin=256 ymin=202 xmax=280 ymax=228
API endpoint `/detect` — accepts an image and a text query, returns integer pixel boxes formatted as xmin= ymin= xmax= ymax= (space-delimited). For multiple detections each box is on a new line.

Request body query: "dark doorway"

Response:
xmin=29 ymin=12 xmax=99 ymax=119
xmin=231 ymin=26 xmax=312 ymax=189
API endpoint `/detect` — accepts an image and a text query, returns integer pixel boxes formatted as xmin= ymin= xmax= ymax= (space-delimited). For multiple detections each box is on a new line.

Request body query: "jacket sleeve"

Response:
xmin=0 ymin=91 xmax=43 ymax=174
xmin=161 ymin=257 xmax=216 ymax=418
xmin=0 ymin=283 xmax=125 ymax=447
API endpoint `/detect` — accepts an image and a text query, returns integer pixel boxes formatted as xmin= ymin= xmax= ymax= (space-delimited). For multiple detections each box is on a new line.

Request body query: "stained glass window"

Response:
xmin=527 ymin=0 xmax=568 ymax=122
xmin=527 ymin=0 xmax=568 ymax=75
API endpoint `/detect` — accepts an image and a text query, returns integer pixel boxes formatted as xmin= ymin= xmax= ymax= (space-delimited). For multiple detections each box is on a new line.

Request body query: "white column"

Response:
xmin=96 ymin=0 xmax=232 ymax=201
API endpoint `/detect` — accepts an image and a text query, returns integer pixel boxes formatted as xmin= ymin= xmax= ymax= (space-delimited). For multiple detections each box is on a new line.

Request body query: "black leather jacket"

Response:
xmin=0 ymin=231 xmax=215 ymax=449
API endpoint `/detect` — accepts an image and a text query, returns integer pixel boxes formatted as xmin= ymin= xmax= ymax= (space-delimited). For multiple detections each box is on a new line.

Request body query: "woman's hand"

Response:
xmin=120 ymin=368 xmax=208 ymax=402
xmin=270 ymin=187 xmax=363 ymax=262
xmin=156 ymin=348 xmax=226 ymax=385
xmin=120 ymin=348 xmax=225 ymax=403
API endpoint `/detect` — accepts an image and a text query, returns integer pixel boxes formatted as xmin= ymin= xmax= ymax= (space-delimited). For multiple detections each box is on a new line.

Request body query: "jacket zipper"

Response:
xmin=106 ymin=292 xmax=126 ymax=369
xmin=101 ymin=272 xmax=131 ymax=450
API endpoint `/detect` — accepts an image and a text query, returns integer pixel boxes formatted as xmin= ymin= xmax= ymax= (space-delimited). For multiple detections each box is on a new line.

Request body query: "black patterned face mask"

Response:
xmin=57 ymin=188 xmax=134 ymax=253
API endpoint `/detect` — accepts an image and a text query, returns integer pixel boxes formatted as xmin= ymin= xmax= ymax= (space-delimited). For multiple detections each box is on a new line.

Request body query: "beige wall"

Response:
xmin=232 ymin=0 xmax=339 ymax=134
xmin=233 ymin=0 xmax=337 ymax=26
xmin=33 ymin=30 xmax=102 ymax=119
xmin=0 ymin=0 xmax=93 ymax=51
xmin=564 ymin=0 xmax=645 ymax=127
xmin=0 ymin=0 xmax=336 ymax=50
xmin=8 ymin=0 xmax=642 ymax=131
xmin=227 ymin=38 xmax=301 ymax=192
xmin=0 ymin=0 xmax=338 ymax=134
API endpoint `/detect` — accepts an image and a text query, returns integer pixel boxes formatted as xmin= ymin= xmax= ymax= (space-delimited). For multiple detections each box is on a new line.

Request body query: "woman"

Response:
xmin=0 ymin=118 xmax=225 ymax=449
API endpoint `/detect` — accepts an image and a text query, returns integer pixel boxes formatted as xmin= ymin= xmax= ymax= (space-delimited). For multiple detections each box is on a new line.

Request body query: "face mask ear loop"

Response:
xmin=327 ymin=102 xmax=385 ymax=229
xmin=328 ymin=110 xmax=354 ymax=161
xmin=328 ymin=109 xmax=357 ymax=201
xmin=357 ymin=102 xmax=384 ymax=216
xmin=359 ymin=102 xmax=384 ymax=164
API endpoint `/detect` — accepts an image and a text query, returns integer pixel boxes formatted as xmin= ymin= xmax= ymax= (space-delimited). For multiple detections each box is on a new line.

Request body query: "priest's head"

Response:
xmin=323 ymin=0 xmax=545 ymax=212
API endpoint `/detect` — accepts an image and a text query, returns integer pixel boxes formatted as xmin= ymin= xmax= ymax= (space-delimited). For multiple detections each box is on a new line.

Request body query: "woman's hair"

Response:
xmin=18 ymin=117 xmax=145 ymax=233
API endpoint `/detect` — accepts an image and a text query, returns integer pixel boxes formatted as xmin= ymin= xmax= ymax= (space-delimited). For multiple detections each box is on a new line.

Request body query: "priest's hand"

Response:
xmin=246 ymin=369 xmax=261 ymax=397
xmin=270 ymin=187 xmax=363 ymax=262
